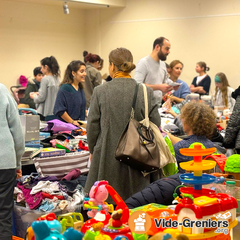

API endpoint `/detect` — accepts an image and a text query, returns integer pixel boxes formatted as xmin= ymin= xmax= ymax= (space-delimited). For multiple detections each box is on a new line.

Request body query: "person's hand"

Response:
xmin=162 ymin=98 xmax=172 ymax=109
xmin=158 ymin=84 xmax=173 ymax=93
xmin=169 ymin=95 xmax=177 ymax=102
xmin=16 ymin=169 xmax=22 ymax=179
xmin=29 ymin=92 xmax=38 ymax=99
xmin=71 ymin=120 xmax=80 ymax=127
xmin=29 ymin=92 xmax=35 ymax=99
xmin=197 ymin=86 xmax=204 ymax=93
xmin=164 ymin=107 xmax=177 ymax=118
xmin=163 ymin=92 xmax=171 ymax=102
xmin=90 ymin=153 xmax=93 ymax=161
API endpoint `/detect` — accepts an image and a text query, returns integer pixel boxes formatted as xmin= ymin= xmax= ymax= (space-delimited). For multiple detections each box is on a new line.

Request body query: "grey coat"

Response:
xmin=85 ymin=78 xmax=161 ymax=201
xmin=84 ymin=64 xmax=102 ymax=109
xmin=223 ymin=96 xmax=240 ymax=150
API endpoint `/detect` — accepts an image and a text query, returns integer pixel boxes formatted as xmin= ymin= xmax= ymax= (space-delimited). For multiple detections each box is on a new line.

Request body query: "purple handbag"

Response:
xmin=43 ymin=119 xmax=79 ymax=133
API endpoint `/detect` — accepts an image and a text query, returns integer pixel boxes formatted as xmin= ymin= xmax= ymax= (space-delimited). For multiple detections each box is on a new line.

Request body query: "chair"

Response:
xmin=10 ymin=86 xmax=26 ymax=104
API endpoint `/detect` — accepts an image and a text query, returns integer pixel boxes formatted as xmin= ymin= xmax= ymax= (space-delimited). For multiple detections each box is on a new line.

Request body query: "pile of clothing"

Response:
xmin=14 ymin=169 xmax=86 ymax=212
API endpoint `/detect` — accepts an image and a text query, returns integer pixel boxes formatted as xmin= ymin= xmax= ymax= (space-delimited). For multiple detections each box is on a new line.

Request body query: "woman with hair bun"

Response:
xmin=83 ymin=53 xmax=102 ymax=108
xmin=30 ymin=56 xmax=60 ymax=119
xmin=85 ymin=47 xmax=161 ymax=202
xmin=190 ymin=61 xmax=211 ymax=95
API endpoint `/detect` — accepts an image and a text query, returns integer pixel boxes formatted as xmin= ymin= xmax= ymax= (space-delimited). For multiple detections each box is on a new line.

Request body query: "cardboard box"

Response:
xmin=20 ymin=115 xmax=40 ymax=141
xmin=40 ymin=148 xmax=66 ymax=158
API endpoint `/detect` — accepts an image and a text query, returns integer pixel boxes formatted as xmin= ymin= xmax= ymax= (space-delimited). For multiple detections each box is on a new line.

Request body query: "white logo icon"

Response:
xmin=134 ymin=213 xmax=146 ymax=231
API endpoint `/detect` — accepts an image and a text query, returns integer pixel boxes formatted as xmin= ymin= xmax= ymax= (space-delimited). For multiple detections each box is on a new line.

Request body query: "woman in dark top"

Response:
xmin=190 ymin=61 xmax=211 ymax=95
xmin=54 ymin=60 xmax=86 ymax=127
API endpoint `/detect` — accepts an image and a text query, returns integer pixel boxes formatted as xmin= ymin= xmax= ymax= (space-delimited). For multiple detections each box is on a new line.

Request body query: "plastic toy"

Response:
xmin=81 ymin=210 xmax=111 ymax=234
xmin=163 ymin=144 xmax=238 ymax=240
xmin=56 ymin=139 xmax=72 ymax=152
xmin=203 ymin=154 xmax=227 ymax=173
xmin=57 ymin=212 xmax=84 ymax=232
xmin=26 ymin=213 xmax=58 ymax=240
xmin=82 ymin=182 xmax=147 ymax=240
xmin=130 ymin=203 xmax=178 ymax=235
xmin=84 ymin=180 xmax=114 ymax=218
xmin=63 ymin=228 xmax=84 ymax=240
xmin=149 ymin=232 xmax=188 ymax=240
xmin=37 ymin=212 xmax=57 ymax=221
xmin=84 ymin=208 xmax=148 ymax=240
xmin=82 ymin=183 xmax=130 ymax=234
xmin=31 ymin=220 xmax=83 ymax=240
xmin=31 ymin=220 xmax=65 ymax=240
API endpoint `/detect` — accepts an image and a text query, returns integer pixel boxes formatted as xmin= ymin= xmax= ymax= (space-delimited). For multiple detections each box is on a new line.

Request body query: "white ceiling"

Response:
xmin=1 ymin=0 xmax=118 ymax=9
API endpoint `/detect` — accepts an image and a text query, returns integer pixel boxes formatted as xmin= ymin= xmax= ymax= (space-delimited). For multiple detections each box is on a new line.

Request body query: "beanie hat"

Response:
xmin=19 ymin=75 xmax=28 ymax=87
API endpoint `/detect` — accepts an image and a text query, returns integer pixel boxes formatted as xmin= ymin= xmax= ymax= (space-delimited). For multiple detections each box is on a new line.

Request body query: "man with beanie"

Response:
xmin=23 ymin=67 xmax=43 ymax=109
xmin=135 ymin=37 xmax=178 ymax=106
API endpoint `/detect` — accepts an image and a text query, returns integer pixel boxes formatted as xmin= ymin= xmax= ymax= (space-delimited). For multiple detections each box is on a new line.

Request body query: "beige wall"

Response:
xmin=85 ymin=0 xmax=240 ymax=95
xmin=2 ymin=0 xmax=240 ymax=95
xmin=0 ymin=0 xmax=85 ymax=90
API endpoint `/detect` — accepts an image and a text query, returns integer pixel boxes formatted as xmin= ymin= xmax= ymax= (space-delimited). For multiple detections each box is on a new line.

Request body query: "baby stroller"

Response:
xmin=10 ymin=75 xmax=29 ymax=105
xmin=10 ymin=85 xmax=26 ymax=104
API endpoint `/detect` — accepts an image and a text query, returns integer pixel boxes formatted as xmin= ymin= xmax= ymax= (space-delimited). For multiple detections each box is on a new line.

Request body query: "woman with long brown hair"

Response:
xmin=54 ymin=60 xmax=86 ymax=127
xmin=213 ymin=72 xmax=235 ymax=111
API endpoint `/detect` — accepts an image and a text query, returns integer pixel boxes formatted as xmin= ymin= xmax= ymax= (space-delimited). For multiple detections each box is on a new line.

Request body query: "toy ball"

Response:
xmin=224 ymin=154 xmax=240 ymax=173
xmin=189 ymin=142 xmax=205 ymax=149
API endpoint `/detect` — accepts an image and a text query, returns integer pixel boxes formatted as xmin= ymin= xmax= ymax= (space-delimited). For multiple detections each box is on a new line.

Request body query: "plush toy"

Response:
xmin=149 ymin=232 xmax=189 ymax=240
xmin=85 ymin=180 xmax=111 ymax=218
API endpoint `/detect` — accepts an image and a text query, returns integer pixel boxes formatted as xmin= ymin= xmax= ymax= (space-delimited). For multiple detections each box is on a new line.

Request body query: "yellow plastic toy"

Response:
xmin=57 ymin=212 xmax=84 ymax=232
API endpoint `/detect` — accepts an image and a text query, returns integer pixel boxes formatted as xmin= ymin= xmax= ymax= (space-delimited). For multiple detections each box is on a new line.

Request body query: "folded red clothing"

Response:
xmin=42 ymin=192 xmax=64 ymax=200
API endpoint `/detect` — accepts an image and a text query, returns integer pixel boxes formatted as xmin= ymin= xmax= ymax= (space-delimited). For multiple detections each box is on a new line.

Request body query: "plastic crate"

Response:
xmin=13 ymin=204 xmax=62 ymax=238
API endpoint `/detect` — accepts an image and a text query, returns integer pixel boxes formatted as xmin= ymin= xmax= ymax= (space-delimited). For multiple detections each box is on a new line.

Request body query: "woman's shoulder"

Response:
xmin=0 ymin=83 xmax=7 ymax=91
xmin=177 ymin=79 xmax=188 ymax=86
xmin=192 ymin=76 xmax=197 ymax=83
xmin=87 ymin=64 xmax=98 ymax=73
xmin=43 ymin=75 xmax=59 ymax=82
xmin=227 ymin=86 xmax=235 ymax=93
xmin=59 ymin=83 xmax=73 ymax=91
xmin=205 ymin=75 xmax=211 ymax=80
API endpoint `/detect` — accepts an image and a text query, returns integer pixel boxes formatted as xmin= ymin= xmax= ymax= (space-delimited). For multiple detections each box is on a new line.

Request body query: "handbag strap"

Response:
xmin=131 ymin=84 xmax=140 ymax=119
xmin=141 ymin=83 xmax=150 ymax=127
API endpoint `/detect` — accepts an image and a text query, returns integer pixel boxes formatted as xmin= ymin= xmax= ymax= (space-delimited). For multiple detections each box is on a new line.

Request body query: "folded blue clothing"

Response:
xmin=37 ymin=200 xmax=55 ymax=212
